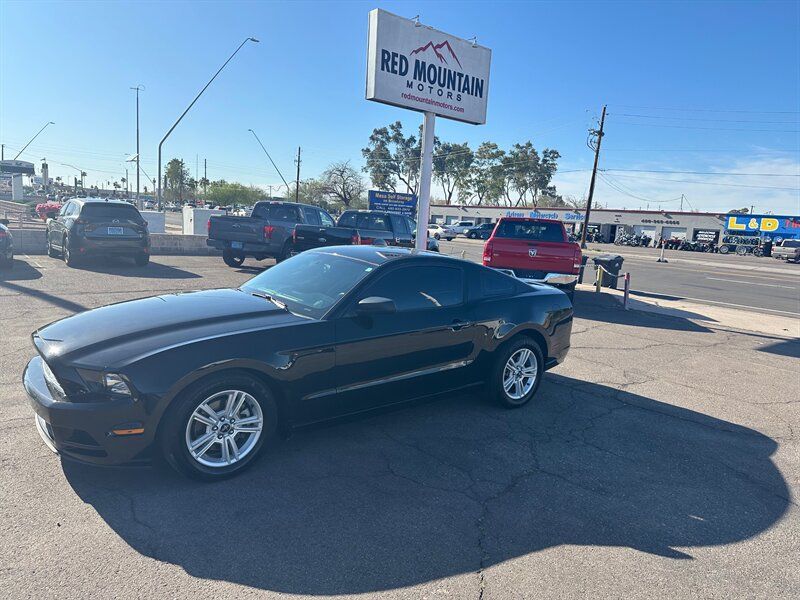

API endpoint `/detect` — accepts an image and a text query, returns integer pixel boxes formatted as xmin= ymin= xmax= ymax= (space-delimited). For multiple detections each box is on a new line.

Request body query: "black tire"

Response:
xmin=159 ymin=371 xmax=279 ymax=481
xmin=134 ymin=253 xmax=150 ymax=267
xmin=434 ymin=232 xmax=440 ymax=240
xmin=0 ymin=256 xmax=10 ymax=270
xmin=222 ymin=249 xmax=245 ymax=268
xmin=276 ymin=242 xmax=295 ymax=263
xmin=490 ymin=336 xmax=544 ymax=409
xmin=446 ymin=237 xmax=454 ymax=241
xmin=719 ymin=245 xmax=730 ymax=254
xmin=63 ymin=237 xmax=79 ymax=268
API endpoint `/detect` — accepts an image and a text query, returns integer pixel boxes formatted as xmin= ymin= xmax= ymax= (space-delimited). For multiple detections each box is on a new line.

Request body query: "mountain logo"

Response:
xmin=410 ymin=40 xmax=463 ymax=69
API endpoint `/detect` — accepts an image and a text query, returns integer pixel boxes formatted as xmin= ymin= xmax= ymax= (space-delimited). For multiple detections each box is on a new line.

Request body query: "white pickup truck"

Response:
xmin=772 ymin=239 xmax=800 ymax=263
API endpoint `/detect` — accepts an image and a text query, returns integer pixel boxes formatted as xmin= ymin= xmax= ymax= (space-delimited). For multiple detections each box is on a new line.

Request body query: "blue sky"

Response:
xmin=1 ymin=0 xmax=798 ymax=213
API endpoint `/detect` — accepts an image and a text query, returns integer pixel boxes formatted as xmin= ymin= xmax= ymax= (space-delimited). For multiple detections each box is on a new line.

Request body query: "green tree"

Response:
xmin=433 ymin=142 xmax=473 ymax=205
xmin=362 ymin=121 xmax=421 ymax=194
xmin=164 ymin=158 xmax=190 ymax=202
xmin=467 ymin=142 xmax=505 ymax=205
xmin=205 ymin=180 xmax=263 ymax=206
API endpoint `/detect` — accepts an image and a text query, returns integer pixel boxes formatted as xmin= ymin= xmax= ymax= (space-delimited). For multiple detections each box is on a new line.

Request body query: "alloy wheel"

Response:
xmin=184 ymin=389 xmax=264 ymax=468
xmin=502 ymin=348 xmax=538 ymax=400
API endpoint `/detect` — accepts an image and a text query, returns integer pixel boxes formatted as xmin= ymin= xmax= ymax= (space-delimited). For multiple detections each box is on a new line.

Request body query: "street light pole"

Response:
xmin=157 ymin=37 xmax=259 ymax=211
xmin=14 ymin=121 xmax=55 ymax=160
xmin=248 ymin=129 xmax=291 ymax=195
xmin=130 ymin=85 xmax=144 ymax=209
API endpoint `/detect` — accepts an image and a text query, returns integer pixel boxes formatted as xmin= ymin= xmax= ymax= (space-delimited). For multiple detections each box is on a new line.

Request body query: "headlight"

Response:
xmin=103 ymin=373 xmax=132 ymax=396
xmin=42 ymin=360 xmax=66 ymax=399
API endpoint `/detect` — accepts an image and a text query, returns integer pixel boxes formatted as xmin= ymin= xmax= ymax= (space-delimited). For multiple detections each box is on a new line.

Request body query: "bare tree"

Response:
xmin=322 ymin=161 xmax=365 ymax=207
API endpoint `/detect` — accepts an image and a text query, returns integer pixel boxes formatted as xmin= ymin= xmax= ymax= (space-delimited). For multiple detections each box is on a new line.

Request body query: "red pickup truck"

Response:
xmin=482 ymin=217 xmax=582 ymax=301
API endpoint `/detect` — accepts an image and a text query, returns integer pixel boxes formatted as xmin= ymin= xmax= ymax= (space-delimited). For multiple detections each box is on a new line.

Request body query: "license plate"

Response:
xmin=107 ymin=227 xmax=124 ymax=235
xmin=231 ymin=241 xmax=243 ymax=249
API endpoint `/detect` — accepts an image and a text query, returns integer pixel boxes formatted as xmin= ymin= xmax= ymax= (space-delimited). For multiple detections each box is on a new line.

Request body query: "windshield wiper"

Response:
xmin=249 ymin=291 xmax=287 ymax=310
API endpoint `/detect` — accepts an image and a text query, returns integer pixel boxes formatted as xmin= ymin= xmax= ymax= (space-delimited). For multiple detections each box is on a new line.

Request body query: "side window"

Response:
xmin=338 ymin=212 xmax=357 ymax=227
xmin=479 ymin=268 xmax=516 ymax=298
xmin=58 ymin=202 xmax=70 ymax=217
xmin=319 ymin=210 xmax=335 ymax=227
xmin=404 ymin=217 xmax=417 ymax=235
xmin=390 ymin=214 xmax=409 ymax=235
xmin=302 ymin=206 xmax=321 ymax=226
xmin=360 ymin=266 xmax=464 ymax=311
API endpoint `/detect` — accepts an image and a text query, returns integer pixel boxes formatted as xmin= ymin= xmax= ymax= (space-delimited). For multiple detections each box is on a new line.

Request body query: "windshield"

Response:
xmin=240 ymin=250 xmax=378 ymax=319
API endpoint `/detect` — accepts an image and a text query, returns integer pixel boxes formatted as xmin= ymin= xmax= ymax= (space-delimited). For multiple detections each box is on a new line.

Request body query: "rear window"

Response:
xmin=80 ymin=204 xmax=142 ymax=221
xmin=782 ymin=240 xmax=800 ymax=248
xmin=357 ymin=213 xmax=390 ymax=231
xmin=479 ymin=268 xmax=517 ymax=298
xmin=494 ymin=220 xmax=564 ymax=242
xmin=254 ymin=203 xmax=300 ymax=221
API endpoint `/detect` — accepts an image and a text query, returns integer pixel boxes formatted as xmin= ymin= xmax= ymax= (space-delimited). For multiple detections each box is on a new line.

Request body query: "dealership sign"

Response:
xmin=366 ymin=9 xmax=492 ymax=125
xmin=368 ymin=189 xmax=417 ymax=219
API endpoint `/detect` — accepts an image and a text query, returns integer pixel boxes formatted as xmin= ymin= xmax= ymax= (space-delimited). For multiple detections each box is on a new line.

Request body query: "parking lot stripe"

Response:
xmin=23 ymin=254 xmax=43 ymax=269
xmin=706 ymin=277 xmax=797 ymax=290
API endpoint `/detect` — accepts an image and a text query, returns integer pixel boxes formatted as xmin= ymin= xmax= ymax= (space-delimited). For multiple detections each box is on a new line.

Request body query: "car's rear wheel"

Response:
xmin=490 ymin=337 xmax=544 ymax=408
xmin=222 ymin=249 xmax=245 ymax=268
xmin=134 ymin=253 xmax=150 ymax=267
xmin=160 ymin=372 xmax=278 ymax=480
xmin=63 ymin=237 xmax=79 ymax=267
xmin=276 ymin=242 xmax=295 ymax=263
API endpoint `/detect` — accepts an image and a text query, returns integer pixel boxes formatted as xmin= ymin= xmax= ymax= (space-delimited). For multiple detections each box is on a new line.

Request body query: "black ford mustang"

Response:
xmin=24 ymin=246 xmax=573 ymax=480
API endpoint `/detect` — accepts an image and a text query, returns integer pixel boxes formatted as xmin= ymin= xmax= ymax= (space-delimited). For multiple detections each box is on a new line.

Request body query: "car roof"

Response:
xmin=70 ymin=197 xmax=135 ymax=206
xmin=498 ymin=216 xmax=562 ymax=224
xmin=309 ymin=244 xmax=461 ymax=266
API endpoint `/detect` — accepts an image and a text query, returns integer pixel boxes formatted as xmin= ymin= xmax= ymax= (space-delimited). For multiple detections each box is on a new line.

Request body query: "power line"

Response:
xmin=603 ymin=168 xmax=800 ymax=177
xmin=608 ymin=172 xmax=800 ymax=191
xmin=598 ymin=172 xmax=681 ymax=204
xmin=612 ymin=104 xmax=800 ymax=115
xmin=609 ymin=119 xmax=800 ymax=133
xmin=610 ymin=112 xmax=799 ymax=125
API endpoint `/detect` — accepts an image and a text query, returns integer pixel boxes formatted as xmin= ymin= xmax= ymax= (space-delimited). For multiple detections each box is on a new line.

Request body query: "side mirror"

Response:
xmin=355 ymin=296 xmax=396 ymax=315
xmin=0 ymin=218 xmax=8 ymax=226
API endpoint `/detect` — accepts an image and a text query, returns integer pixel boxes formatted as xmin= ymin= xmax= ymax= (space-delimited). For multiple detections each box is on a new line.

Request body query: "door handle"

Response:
xmin=450 ymin=319 xmax=472 ymax=331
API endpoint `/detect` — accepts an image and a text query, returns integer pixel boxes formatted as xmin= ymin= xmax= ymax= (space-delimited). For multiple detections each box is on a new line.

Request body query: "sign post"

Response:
xmin=365 ymin=9 xmax=491 ymax=249
xmin=416 ymin=111 xmax=436 ymax=250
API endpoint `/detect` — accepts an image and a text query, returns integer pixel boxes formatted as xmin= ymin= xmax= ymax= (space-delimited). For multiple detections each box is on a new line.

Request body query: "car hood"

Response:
xmin=34 ymin=288 xmax=302 ymax=367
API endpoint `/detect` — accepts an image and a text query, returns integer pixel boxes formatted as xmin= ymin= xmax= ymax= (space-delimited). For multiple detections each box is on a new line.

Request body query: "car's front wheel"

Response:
xmin=47 ymin=234 xmax=59 ymax=257
xmin=134 ymin=253 xmax=150 ymax=267
xmin=490 ymin=337 xmax=544 ymax=408
xmin=160 ymin=372 xmax=278 ymax=480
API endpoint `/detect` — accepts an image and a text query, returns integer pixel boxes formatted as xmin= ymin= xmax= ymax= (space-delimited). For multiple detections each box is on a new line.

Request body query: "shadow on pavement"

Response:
xmin=63 ymin=375 xmax=788 ymax=595
xmin=758 ymin=338 xmax=800 ymax=359
xmin=72 ymin=256 xmax=201 ymax=279
xmin=574 ymin=289 xmax=713 ymax=332
xmin=0 ymin=258 xmax=43 ymax=282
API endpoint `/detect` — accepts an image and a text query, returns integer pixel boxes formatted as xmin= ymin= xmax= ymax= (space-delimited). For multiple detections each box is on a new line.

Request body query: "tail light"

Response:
xmin=482 ymin=239 xmax=493 ymax=264
xmin=264 ymin=225 xmax=275 ymax=239
xmin=206 ymin=219 xmax=211 ymax=234
xmin=292 ymin=228 xmax=297 ymax=243
xmin=573 ymin=248 xmax=583 ymax=272
xmin=351 ymin=231 xmax=361 ymax=245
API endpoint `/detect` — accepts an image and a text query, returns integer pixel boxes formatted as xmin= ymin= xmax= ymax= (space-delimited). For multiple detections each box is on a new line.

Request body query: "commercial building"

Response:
xmin=429 ymin=204 xmax=800 ymax=242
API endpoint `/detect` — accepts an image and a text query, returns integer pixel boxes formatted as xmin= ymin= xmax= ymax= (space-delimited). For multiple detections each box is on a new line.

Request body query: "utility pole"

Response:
xmin=294 ymin=147 xmax=301 ymax=203
xmin=680 ymin=194 xmax=684 ymax=211
xmin=204 ymin=158 xmax=207 ymax=196
xmin=580 ymin=105 xmax=606 ymax=249
xmin=1 ymin=144 xmax=4 ymax=160
xmin=125 ymin=168 xmax=129 ymax=198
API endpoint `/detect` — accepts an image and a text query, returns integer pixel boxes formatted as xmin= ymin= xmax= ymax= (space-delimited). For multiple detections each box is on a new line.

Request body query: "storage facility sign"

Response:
xmin=366 ymin=9 xmax=492 ymax=125
xmin=368 ymin=190 xmax=417 ymax=218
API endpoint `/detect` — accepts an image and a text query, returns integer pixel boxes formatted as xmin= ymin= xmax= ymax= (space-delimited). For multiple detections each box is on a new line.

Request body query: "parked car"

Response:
xmin=482 ymin=217 xmax=582 ymax=301
xmin=143 ymin=201 xmax=155 ymax=210
xmin=23 ymin=245 xmax=573 ymax=480
xmin=45 ymin=198 xmax=151 ymax=267
xmin=207 ymin=201 xmax=336 ymax=267
xmin=0 ymin=218 xmax=13 ymax=268
xmin=466 ymin=223 xmax=496 ymax=240
xmin=292 ymin=209 xmax=440 ymax=255
xmin=450 ymin=220 xmax=475 ymax=235
xmin=771 ymin=239 xmax=800 ymax=263
xmin=427 ymin=223 xmax=455 ymax=241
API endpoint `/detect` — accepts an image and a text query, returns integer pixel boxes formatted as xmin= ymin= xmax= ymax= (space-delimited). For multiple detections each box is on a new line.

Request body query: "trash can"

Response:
xmin=593 ymin=254 xmax=624 ymax=289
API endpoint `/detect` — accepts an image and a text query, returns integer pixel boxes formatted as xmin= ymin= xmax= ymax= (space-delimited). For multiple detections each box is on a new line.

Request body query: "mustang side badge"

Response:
xmin=528 ymin=248 xmax=537 ymax=257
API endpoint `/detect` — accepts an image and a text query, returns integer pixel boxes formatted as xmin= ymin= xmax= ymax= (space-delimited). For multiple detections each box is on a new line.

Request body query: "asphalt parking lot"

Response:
xmin=1 ymin=254 xmax=799 ymax=598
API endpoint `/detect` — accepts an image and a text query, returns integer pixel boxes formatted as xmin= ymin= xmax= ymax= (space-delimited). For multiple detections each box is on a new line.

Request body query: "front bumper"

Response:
xmin=23 ymin=356 xmax=152 ymax=465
